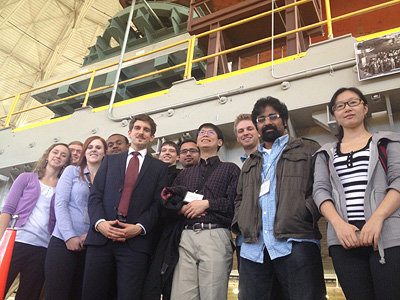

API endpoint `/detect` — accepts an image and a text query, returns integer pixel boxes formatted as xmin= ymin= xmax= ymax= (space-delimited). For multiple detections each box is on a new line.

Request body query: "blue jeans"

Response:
xmin=239 ymin=242 xmax=326 ymax=300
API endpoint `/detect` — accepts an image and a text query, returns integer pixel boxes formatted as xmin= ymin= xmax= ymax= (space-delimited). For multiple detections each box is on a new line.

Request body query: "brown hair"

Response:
xmin=129 ymin=114 xmax=157 ymax=136
xmin=68 ymin=141 xmax=83 ymax=147
xmin=77 ymin=136 xmax=107 ymax=181
xmin=33 ymin=143 xmax=71 ymax=179
xmin=161 ymin=141 xmax=179 ymax=153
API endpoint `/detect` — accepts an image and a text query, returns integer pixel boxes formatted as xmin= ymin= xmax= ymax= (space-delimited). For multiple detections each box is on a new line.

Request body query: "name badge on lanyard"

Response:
xmin=259 ymin=179 xmax=270 ymax=197
xmin=184 ymin=191 xmax=204 ymax=203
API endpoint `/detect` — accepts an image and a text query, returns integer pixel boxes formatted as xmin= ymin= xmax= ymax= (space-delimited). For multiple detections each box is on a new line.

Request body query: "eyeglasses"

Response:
xmin=198 ymin=130 xmax=216 ymax=136
xmin=256 ymin=114 xmax=280 ymax=123
xmin=332 ymin=98 xmax=364 ymax=112
xmin=180 ymin=148 xmax=200 ymax=155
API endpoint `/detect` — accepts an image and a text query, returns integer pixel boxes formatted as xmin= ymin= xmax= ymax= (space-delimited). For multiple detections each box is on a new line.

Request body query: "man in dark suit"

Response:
xmin=82 ymin=114 xmax=168 ymax=300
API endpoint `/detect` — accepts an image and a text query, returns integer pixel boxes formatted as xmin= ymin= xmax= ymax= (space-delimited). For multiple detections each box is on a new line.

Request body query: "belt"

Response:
xmin=184 ymin=223 xmax=228 ymax=232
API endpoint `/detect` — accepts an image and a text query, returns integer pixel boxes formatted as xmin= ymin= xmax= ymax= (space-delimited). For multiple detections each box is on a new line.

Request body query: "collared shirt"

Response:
xmin=241 ymin=134 xmax=319 ymax=263
xmin=96 ymin=148 xmax=148 ymax=233
xmin=173 ymin=156 xmax=240 ymax=226
xmin=126 ymin=147 xmax=147 ymax=172
xmin=237 ymin=151 xmax=253 ymax=246
xmin=52 ymin=165 xmax=91 ymax=242
xmin=240 ymin=153 xmax=248 ymax=163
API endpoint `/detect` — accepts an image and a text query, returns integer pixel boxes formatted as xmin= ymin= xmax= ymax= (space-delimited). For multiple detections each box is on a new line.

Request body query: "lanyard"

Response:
xmin=85 ymin=173 xmax=92 ymax=189
xmin=261 ymin=146 xmax=285 ymax=182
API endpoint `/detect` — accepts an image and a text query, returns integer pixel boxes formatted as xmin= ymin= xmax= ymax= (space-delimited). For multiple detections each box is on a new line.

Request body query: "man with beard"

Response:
xmin=178 ymin=139 xmax=200 ymax=169
xmin=232 ymin=97 xmax=326 ymax=300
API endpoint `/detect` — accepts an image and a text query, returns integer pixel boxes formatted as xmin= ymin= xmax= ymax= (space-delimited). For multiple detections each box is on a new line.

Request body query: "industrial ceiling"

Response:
xmin=0 ymin=0 xmax=122 ymax=127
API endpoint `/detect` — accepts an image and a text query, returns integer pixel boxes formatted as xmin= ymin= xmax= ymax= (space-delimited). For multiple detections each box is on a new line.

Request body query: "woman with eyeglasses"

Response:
xmin=313 ymin=87 xmax=400 ymax=300
xmin=0 ymin=143 xmax=70 ymax=300
xmin=45 ymin=136 xmax=107 ymax=300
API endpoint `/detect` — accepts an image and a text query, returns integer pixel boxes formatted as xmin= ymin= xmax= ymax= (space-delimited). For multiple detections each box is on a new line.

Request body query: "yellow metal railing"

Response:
xmin=1 ymin=0 xmax=399 ymax=129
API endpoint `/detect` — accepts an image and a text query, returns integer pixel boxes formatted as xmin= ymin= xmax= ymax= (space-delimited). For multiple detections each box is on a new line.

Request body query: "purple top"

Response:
xmin=2 ymin=172 xmax=56 ymax=234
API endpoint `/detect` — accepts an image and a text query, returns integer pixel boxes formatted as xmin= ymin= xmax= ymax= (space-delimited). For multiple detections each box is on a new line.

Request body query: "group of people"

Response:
xmin=366 ymin=49 xmax=400 ymax=75
xmin=0 ymin=87 xmax=399 ymax=300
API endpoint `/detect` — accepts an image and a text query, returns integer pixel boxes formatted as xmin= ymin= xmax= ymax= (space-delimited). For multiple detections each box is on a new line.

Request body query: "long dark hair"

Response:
xmin=77 ymin=136 xmax=107 ymax=181
xmin=328 ymin=87 xmax=368 ymax=142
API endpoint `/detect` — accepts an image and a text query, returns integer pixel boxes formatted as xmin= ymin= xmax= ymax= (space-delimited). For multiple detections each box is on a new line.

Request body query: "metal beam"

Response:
xmin=0 ymin=0 xmax=29 ymax=29
xmin=42 ymin=0 xmax=96 ymax=79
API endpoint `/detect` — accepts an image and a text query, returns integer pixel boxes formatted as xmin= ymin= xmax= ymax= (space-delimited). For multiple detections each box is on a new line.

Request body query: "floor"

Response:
xmin=227 ymin=278 xmax=346 ymax=300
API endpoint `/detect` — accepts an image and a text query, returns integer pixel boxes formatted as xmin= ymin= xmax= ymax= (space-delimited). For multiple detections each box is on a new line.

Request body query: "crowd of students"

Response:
xmin=1 ymin=87 xmax=399 ymax=300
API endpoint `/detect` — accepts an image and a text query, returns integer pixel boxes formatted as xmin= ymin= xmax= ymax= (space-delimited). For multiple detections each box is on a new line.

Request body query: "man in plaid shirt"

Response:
xmin=170 ymin=123 xmax=240 ymax=300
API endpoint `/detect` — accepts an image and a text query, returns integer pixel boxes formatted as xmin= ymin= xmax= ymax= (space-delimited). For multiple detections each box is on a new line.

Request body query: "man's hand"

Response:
xmin=66 ymin=236 xmax=83 ymax=251
xmin=184 ymin=200 xmax=209 ymax=219
xmin=178 ymin=205 xmax=189 ymax=215
xmin=97 ymin=220 xmax=126 ymax=242
xmin=116 ymin=221 xmax=143 ymax=240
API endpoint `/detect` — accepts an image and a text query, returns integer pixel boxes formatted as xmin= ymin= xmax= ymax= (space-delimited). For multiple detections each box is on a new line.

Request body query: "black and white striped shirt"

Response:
xmin=333 ymin=139 xmax=371 ymax=222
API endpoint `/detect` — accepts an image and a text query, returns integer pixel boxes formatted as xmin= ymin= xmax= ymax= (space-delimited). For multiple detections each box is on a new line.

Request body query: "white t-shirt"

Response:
xmin=15 ymin=182 xmax=55 ymax=248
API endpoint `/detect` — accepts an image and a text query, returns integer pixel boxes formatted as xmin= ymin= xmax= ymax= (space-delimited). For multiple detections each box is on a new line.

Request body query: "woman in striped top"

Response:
xmin=313 ymin=87 xmax=400 ymax=300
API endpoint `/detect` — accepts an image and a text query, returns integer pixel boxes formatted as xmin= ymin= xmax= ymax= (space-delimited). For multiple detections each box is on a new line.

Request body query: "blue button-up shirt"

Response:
xmin=52 ymin=165 xmax=91 ymax=242
xmin=241 ymin=135 xmax=319 ymax=263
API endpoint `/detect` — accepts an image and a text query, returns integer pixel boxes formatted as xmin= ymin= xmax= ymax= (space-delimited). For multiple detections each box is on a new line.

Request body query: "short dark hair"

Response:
xmin=179 ymin=139 xmax=199 ymax=154
xmin=197 ymin=123 xmax=224 ymax=150
xmin=161 ymin=140 xmax=179 ymax=153
xmin=129 ymin=114 xmax=157 ymax=136
xmin=251 ymin=97 xmax=288 ymax=128
xmin=107 ymin=133 xmax=129 ymax=145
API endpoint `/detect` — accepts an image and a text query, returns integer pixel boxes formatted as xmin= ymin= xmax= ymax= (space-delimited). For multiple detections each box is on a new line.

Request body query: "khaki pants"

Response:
xmin=171 ymin=228 xmax=234 ymax=300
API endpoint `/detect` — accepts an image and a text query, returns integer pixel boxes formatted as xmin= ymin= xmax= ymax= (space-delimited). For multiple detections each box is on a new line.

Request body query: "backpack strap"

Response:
xmin=377 ymin=139 xmax=388 ymax=174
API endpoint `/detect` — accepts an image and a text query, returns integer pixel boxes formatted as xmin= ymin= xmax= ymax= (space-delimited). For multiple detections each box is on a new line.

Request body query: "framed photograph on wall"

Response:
xmin=355 ymin=31 xmax=400 ymax=81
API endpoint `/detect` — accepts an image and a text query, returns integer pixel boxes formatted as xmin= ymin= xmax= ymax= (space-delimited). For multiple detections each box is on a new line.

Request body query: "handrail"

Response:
xmin=1 ymin=0 xmax=399 ymax=129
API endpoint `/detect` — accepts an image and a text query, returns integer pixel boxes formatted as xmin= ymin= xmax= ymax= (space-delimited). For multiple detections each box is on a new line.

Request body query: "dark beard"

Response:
xmin=261 ymin=125 xmax=281 ymax=143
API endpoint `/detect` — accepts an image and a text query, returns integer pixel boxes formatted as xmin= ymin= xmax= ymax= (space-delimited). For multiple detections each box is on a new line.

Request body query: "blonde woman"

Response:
xmin=0 ymin=143 xmax=70 ymax=300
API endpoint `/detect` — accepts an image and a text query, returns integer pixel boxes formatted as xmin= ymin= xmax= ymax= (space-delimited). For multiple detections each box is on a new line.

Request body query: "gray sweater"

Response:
xmin=313 ymin=131 xmax=400 ymax=264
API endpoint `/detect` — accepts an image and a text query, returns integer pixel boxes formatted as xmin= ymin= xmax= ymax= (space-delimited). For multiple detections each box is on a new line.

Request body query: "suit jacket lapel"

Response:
xmin=133 ymin=154 xmax=151 ymax=191
xmin=120 ymin=152 xmax=128 ymax=180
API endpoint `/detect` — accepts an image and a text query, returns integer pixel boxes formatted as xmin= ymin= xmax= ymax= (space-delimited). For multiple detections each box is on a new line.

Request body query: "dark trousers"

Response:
xmin=44 ymin=236 xmax=86 ymax=300
xmin=236 ymin=246 xmax=241 ymax=272
xmin=330 ymin=245 xmax=400 ymax=300
xmin=82 ymin=241 xmax=150 ymax=300
xmin=239 ymin=242 xmax=326 ymax=300
xmin=4 ymin=242 xmax=47 ymax=300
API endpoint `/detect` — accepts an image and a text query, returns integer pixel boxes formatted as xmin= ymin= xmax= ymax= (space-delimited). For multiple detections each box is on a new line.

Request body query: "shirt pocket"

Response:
xmin=280 ymin=152 xmax=309 ymax=192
